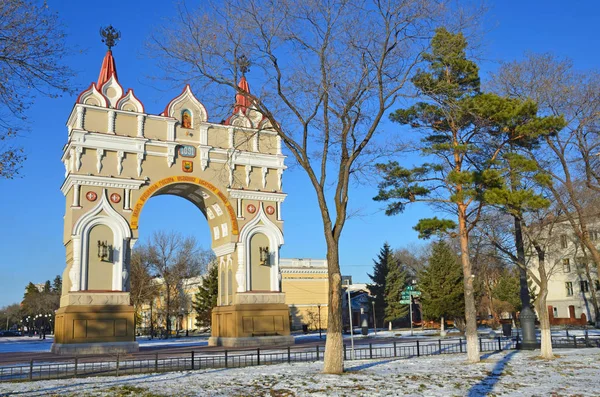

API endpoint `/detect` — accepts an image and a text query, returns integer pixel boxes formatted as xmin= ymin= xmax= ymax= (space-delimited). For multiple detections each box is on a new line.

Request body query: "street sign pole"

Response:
xmin=347 ymin=289 xmax=355 ymax=360
xmin=410 ymin=296 xmax=413 ymax=336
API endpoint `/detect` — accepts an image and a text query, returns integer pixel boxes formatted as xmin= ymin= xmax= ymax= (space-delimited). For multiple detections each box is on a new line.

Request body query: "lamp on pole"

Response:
xmin=347 ymin=289 xmax=355 ymax=359
xmin=317 ymin=304 xmax=322 ymax=339
xmin=371 ymin=299 xmax=377 ymax=336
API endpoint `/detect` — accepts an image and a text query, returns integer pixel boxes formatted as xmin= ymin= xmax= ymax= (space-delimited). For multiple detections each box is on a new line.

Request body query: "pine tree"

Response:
xmin=384 ymin=261 xmax=408 ymax=325
xmin=419 ymin=241 xmax=464 ymax=328
xmin=368 ymin=243 xmax=392 ymax=328
xmin=52 ymin=276 xmax=62 ymax=293
xmin=193 ymin=263 xmax=218 ymax=328
xmin=374 ymin=28 xmax=563 ymax=362
xmin=493 ymin=268 xmax=521 ymax=313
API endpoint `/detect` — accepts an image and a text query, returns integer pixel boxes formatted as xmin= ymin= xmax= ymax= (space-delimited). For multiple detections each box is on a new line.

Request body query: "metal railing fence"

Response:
xmin=1 ymin=335 xmax=597 ymax=383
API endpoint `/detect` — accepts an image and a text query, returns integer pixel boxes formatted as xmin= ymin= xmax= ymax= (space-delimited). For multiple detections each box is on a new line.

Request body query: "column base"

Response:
xmin=208 ymin=335 xmax=294 ymax=348
xmin=51 ymin=341 xmax=139 ymax=355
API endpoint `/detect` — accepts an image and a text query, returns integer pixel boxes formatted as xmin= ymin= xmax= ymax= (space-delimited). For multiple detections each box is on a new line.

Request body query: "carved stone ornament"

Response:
xmin=110 ymin=193 xmax=121 ymax=203
xmin=266 ymin=206 xmax=275 ymax=215
xmin=86 ymin=191 xmax=98 ymax=202
xmin=246 ymin=204 xmax=257 ymax=214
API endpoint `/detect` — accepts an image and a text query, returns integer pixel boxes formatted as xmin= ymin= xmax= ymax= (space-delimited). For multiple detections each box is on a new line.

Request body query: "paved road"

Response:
xmin=0 ymin=333 xmax=429 ymax=366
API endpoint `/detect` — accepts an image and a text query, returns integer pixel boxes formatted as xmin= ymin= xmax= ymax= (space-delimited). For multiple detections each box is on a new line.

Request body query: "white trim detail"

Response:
xmin=228 ymin=189 xmax=287 ymax=203
xmin=137 ymin=114 xmax=145 ymax=138
xmin=71 ymin=190 xmax=132 ymax=292
xmin=96 ymin=149 xmax=104 ymax=173
xmin=108 ymin=110 xmax=116 ymax=134
xmin=164 ymin=85 xmax=207 ymax=122
xmin=75 ymin=146 xmax=83 ymax=171
xmin=100 ymin=75 xmax=124 ymax=108
xmin=117 ymin=89 xmax=144 ymax=113
xmin=77 ymin=85 xmax=108 ymax=108
xmin=117 ymin=151 xmax=124 ymax=175
xmin=136 ymin=153 xmax=144 ymax=177
xmin=238 ymin=203 xmax=284 ymax=292
xmin=61 ymin=175 xmax=146 ymax=195
xmin=261 ymin=167 xmax=267 ymax=189
xmin=213 ymin=242 xmax=236 ymax=257
xmin=245 ymin=165 xmax=252 ymax=187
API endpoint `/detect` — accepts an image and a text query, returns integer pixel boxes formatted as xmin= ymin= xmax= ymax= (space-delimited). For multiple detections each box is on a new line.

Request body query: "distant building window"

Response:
xmin=560 ymin=234 xmax=568 ymax=249
xmin=581 ymin=280 xmax=589 ymax=293
xmin=566 ymin=282 xmax=573 ymax=296
xmin=563 ymin=258 xmax=571 ymax=273
xmin=553 ymin=307 xmax=558 ymax=317
xmin=590 ymin=230 xmax=599 ymax=241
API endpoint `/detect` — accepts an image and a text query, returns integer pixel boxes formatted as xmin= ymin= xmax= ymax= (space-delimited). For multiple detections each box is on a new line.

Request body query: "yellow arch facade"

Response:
xmin=52 ymin=49 xmax=292 ymax=354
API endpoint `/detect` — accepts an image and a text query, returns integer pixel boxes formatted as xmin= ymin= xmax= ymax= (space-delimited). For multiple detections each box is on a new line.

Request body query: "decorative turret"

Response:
xmin=74 ymin=26 xmax=143 ymax=113
xmin=224 ymin=55 xmax=270 ymax=129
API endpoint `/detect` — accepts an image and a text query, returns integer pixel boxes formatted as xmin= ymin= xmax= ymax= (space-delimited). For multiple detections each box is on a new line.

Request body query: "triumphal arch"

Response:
xmin=52 ymin=33 xmax=292 ymax=354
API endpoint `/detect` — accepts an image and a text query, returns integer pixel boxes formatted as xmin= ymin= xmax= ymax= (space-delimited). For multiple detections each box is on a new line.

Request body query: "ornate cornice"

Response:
xmin=280 ymin=268 xmax=328 ymax=274
xmin=228 ymin=189 xmax=287 ymax=202
xmin=61 ymin=174 xmax=147 ymax=195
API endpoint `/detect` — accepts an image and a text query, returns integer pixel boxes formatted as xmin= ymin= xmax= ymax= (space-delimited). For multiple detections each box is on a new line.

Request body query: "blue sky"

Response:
xmin=0 ymin=1 xmax=598 ymax=307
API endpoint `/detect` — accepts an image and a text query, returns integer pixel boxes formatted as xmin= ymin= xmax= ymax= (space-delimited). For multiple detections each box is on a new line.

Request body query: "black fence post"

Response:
xmin=29 ymin=359 xmax=33 ymax=381
xmin=416 ymin=340 xmax=420 ymax=357
xmin=498 ymin=337 xmax=502 ymax=351
xmin=287 ymin=346 xmax=291 ymax=364
xmin=585 ymin=329 xmax=589 ymax=347
xmin=438 ymin=339 xmax=442 ymax=354
xmin=74 ymin=357 xmax=78 ymax=378
xmin=316 ymin=345 xmax=320 ymax=360
xmin=155 ymin=353 xmax=159 ymax=372
xmin=116 ymin=353 xmax=120 ymax=377
xmin=369 ymin=343 xmax=373 ymax=359
xmin=479 ymin=337 xmax=483 ymax=352
xmin=225 ymin=350 xmax=228 ymax=368
xmin=573 ymin=336 xmax=577 ymax=348
xmin=459 ymin=338 xmax=463 ymax=353
xmin=257 ymin=348 xmax=261 ymax=366
xmin=344 ymin=344 xmax=347 ymax=360
xmin=393 ymin=341 xmax=397 ymax=357
xmin=191 ymin=351 xmax=195 ymax=370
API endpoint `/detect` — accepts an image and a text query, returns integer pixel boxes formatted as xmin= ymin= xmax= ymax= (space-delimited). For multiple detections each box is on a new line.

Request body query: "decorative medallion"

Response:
xmin=178 ymin=145 xmax=196 ymax=158
xmin=266 ymin=206 xmax=275 ymax=215
xmin=110 ymin=193 xmax=121 ymax=203
xmin=182 ymin=160 xmax=194 ymax=173
xmin=86 ymin=191 xmax=97 ymax=202
xmin=246 ymin=204 xmax=257 ymax=214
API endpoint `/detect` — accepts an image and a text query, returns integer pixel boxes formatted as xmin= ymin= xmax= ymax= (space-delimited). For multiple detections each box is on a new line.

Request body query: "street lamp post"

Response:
xmin=372 ymin=300 xmax=377 ymax=336
xmin=317 ymin=304 xmax=322 ymax=339
xmin=347 ymin=289 xmax=355 ymax=359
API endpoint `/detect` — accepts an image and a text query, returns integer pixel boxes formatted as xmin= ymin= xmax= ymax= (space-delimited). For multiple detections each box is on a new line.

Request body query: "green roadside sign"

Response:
xmin=399 ymin=299 xmax=411 ymax=304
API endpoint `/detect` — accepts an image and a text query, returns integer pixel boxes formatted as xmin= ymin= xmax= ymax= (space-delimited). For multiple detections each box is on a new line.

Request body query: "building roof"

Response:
xmin=97 ymin=50 xmax=118 ymax=88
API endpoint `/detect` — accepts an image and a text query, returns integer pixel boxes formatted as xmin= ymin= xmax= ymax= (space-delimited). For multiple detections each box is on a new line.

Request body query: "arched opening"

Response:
xmin=132 ymin=179 xmax=238 ymax=338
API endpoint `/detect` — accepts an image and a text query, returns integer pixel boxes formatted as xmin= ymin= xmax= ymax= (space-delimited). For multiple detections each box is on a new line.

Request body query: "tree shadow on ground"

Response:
xmin=467 ymin=351 xmax=518 ymax=397
xmin=345 ymin=358 xmax=403 ymax=372
xmin=8 ymin=368 xmax=229 ymax=396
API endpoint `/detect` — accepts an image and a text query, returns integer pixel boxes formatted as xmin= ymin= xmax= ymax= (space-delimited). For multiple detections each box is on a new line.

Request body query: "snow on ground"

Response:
xmin=1 ymin=347 xmax=599 ymax=397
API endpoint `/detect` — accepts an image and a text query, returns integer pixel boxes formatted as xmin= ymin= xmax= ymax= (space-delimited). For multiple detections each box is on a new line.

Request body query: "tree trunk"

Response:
xmin=323 ymin=237 xmax=344 ymax=374
xmin=441 ymin=316 xmax=445 ymax=332
xmin=458 ymin=206 xmax=480 ymax=363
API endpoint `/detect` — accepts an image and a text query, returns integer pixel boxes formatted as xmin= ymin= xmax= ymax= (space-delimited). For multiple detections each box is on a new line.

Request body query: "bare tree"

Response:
xmin=143 ymin=231 xmax=208 ymax=338
xmin=491 ymin=54 xmax=600 ymax=321
xmin=148 ymin=0 xmax=456 ymax=373
xmin=478 ymin=208 xmax=562 ymax=359
xmin=0 ymin=0 xmax=74 ymax=178
xmin=130 ymin=246 xmax=161 ymax=331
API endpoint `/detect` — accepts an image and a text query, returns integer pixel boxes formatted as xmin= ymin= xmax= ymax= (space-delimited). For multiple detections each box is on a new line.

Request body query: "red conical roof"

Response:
xmin=233 ymin=75 xmax=251 ymax=114
xmin=97 ymin=50 xmax=118 ymax=88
